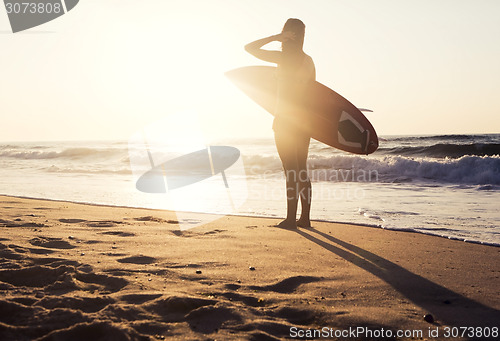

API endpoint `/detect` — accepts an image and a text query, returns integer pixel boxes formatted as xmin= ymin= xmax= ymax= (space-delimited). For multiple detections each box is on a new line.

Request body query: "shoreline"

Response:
xmin=2 ymin=193 xmax=499 ymax=248
xmin=1 ymin=194 xmax=499 ymax=339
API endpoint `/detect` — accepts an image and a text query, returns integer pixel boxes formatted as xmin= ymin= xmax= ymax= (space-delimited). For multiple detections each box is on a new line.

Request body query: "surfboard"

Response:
xmin=225 ymin=66 xmax=378 ymax=155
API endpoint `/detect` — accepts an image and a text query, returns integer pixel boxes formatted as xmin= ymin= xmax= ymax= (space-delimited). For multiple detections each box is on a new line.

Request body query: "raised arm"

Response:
xmin=244 ymin=34 xmax=282 ymax=64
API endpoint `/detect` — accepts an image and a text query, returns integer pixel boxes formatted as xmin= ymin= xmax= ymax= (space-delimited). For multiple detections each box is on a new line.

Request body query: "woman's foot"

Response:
xmin=296 ymin=218 xmax=311 ymax=228
xmin=275 ymin=219 xmax=297 ymax=229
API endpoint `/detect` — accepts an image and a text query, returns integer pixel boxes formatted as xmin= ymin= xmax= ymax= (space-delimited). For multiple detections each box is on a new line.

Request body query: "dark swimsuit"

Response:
xmin=273 ymin=55 xmax=315 ymax=172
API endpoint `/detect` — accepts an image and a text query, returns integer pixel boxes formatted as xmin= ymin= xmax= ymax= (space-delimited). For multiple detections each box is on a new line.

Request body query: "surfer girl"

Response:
xmin=245 ymin=18 xmax=316 ymax=229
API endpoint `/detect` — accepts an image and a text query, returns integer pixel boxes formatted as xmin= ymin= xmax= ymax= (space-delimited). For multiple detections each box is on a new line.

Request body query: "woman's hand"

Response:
xmin=275 ymin=31 xmax=296 ymax=42
xmin=245 ymin=32 xmax=293 ymax=64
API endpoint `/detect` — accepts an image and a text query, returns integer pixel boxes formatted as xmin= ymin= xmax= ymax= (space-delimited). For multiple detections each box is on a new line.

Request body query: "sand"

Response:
xmin=0 ymin=195 xmax=499 ymax=340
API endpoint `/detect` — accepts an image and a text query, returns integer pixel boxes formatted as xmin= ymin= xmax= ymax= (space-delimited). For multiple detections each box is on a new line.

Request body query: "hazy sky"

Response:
xmin=1 ymin=0 xmax=499 ymax=142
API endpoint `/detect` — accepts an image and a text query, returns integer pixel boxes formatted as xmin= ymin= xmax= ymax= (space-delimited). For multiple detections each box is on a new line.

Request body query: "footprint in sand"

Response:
xmin=58 ymin=219 xmax=123 ymax=228
xmin=0 ymin=261 xmax=128 ymax=293
xmin=134 ymin=216 xmax=178 ymax=224
xmin=99 ymin=231 xmax=136 ymax=237
xmin=249 ymin=275 xmax=323 ymax=294
xmin=218 ymin=291 xmax=268 ymax=307
xmin=59 ymin=219 xmax=87 ymax=224
xmin=29 ymin=237 xmax=75 ymax=250
xmin=0 ymin=219 xmax=16 ymax=227
xmin=144 ymin=296 xmax=217 ymax=318
xmin=224 ymin=283 xmax=241 ymax=291
xmin=0 ymin=219 xmax=46 ymax=228
xmin=170 ymin=230 xmax=187 ymax=237
xmin=0 ymin=243 xmax=26 ymax=263
xmin=117 ymin=255 xmax=157 ymax=265
xmin=100 ymin=252 xmax=128 ymax=257
xmin=170 ymin=229 xmax=226 ymax=238
xmin=34 ymin=295 xmax=114 ymax=313
xmin=186 ymin=305 xmax=242 ymax=334
xmin=32 ymin=257 xmax=80 ymax=267
xmin=119 ymin=293 xmax=162 ymax=304
xmin=83 ymin=240 xmax=101 ymax=245
xmin=162 ymin=262 xmax=202 ymax=269
xmin=0 ymin=264 xmax=75 ymax=287
xmin=270 ymin=306 xmax=318 ymax=325
xmin=20 ymin=222 xmax=47 ymax=228
xmin=86 ymin=221 xmax=121 ymax=228
xmin=0 ymin=241 xmax=139 ymax=340
xmin=28 ymin=247 xmax=57 ymax=255
xmin=201 ymin=229 xmax=227 ymax=236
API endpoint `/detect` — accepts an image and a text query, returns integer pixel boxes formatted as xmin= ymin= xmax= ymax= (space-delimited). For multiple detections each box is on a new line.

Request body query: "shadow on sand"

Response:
xmin=296 ymin=227 xmax=500 ymax=327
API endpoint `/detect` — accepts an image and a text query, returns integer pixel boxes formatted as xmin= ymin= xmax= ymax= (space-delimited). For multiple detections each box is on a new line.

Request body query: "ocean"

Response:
xmin=1 ymin=134 xmax=499 ymax=246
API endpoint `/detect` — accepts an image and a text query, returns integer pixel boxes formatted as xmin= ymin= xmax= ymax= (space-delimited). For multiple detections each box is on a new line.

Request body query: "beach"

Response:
xmin=2 ymin=0 xmax=500 ymax=339
xmin=1 ymin=135 xmax=499 ymax=246
xmin=1 ymin=195 xmax=498 ymax=340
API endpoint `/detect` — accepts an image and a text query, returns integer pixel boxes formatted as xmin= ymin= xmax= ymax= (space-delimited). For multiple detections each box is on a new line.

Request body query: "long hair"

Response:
xmin=280 ymin=18 xmax=306 ymax=76
xmin=281 ymin=18 xmax=305 ymax=55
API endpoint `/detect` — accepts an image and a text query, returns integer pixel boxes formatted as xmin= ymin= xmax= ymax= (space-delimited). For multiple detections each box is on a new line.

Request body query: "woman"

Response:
xmin=245 ymin=18 xmax=316 ymax=229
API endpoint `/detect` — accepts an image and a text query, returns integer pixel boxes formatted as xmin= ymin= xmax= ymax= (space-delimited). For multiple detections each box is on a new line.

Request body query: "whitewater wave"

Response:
xmin=378 ymin=143 xmax=500 ymax=158
xmin=0 ymin=147 xmax=125 ymax=160
xmin=374 ymin=154 xmax=500 ymax=185
xmin=43 ymin=165 xmax=131 ymax=175
xmin=2 ymin=136 xmax=499 ymax=187
xmin=244 ymin=153 xmax=500 ymax=186
xmin=387 ymin=134 xmax=499 ymax=143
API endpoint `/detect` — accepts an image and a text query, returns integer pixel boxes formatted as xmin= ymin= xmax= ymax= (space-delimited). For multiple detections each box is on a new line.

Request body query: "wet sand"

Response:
xmin=0 ymin=195 xmax=499 ymax=340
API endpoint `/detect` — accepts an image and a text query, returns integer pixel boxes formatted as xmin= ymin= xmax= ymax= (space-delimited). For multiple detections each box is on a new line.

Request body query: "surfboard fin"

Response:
xmin=361 ymin=130 xmax=370 ymax=155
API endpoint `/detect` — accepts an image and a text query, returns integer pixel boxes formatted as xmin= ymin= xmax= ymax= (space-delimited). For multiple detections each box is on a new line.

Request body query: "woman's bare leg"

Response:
xmin=280 ymin=170 xmax=299 ymax=228
xmin=274 ymin=131 xmax=299 ymax=228
xmin=296 ymin=135 xmax=311 ymax=228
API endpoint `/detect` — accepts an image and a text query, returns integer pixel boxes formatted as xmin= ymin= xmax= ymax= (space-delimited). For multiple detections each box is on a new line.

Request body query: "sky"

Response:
xmin=1 ymin=0 xmax=499 ymax=142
